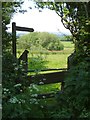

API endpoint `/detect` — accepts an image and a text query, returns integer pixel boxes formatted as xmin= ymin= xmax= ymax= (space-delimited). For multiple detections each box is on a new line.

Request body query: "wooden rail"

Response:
xmin=27 ymin=68 xmax=67 ymax=72
xmin=27 ymin=71 xmax=66 ymax=85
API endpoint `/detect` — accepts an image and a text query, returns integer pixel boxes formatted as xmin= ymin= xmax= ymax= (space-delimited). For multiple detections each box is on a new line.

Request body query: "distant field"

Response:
xmin=17 ymin=41 xmax=74 ymax=69
xmin=28 ymin=41 xmax=74 ymax=69
xmin=45 ymin=41 xmax=74 ymax=69
xmin=62 ymin=41 xmax=74 ymax=48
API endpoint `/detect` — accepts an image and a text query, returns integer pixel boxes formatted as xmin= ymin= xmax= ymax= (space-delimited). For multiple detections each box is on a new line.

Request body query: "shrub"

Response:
xmin=28 ymin=54 xmax=48 ymax=73
xmin=2 ymin=52 xmax=48 ymax=119
xmin=51 ymin=61 xmax=90 ymax=119
xmin=47 ymin=41 xmax=64 ymax=51
xmin=2 ymin=83 xmax=45 ymax=119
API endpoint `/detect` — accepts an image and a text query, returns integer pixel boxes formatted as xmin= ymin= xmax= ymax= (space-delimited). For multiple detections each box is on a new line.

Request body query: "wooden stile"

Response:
xmin=12 ymin=22 xmax=69 ymax=99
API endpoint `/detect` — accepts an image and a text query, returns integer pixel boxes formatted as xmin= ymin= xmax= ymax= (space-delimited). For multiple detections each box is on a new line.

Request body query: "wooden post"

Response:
xmin=61 ymin=81 xmax=65 ymax=91
xmin=22 ymin=50 xmax=29 ymax=73
xmin=12 ymin=22 xmax=16 ymax=58
xmin=18 ymin=50 xmax=29 ymax=74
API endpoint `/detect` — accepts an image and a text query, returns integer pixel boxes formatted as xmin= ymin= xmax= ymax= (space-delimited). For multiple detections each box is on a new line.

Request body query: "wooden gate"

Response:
xmin=27 ymin=69 xmax=67 ymax=99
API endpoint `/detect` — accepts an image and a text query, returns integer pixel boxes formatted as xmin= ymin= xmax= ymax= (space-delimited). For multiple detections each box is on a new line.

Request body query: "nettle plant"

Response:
xmin=2 ymin=52 xmax=48 ymax=119
xmin=3 ymin=83 xmax=46 ymax=119
xmin=2 ymin=2 xmax=46 ymax=119
xmin=51 ymin=61 xmax=90 ymax=119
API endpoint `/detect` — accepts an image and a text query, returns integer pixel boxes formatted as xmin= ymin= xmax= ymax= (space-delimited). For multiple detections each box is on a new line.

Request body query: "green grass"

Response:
xmin=62 ymin=41 xmax=74 ymax=48
xmin=45 ymin=54 xmax=69 ymax=68
xmin=36 ymin=83 xmax=61 ymax=94
xmin=45 ymin=41 xmax=74 ymax=68
xmin=27 ymin=41 xmax=74 ymax=69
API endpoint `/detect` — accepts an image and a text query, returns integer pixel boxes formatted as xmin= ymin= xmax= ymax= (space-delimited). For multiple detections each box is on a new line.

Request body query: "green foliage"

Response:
xmin=2 ymin=1 xmax=90 ymax=119
xmin=2 ymin=52 xmax=60 ymax=119
xmin=28 ymin=54 xmax=47 ymax=72
xmin=2 ymin=52 xmax=46 ymax=119
xmin=52 ymin=61 xmax=90 ymax=119
xmin=17 ymin=32 xmax=64 ymax=51
xmin=2 ymin=2 xmax=24 ymax=51
xmin=2 ymin=2 xmax=34 ymax=119
xmin=2 ymin=52 xmax=28 ymax=98
xmin=59 ymin=35 xmax=73 ymax=41
xmin=35 ymin=2 xmax=90 ymax=62
xmin=35 ymin=3 xmax=90 ymax=119
xmin=3 ymin=83 xmax=44 ymax=119
xmin=2 ymin=1 xmax=26 ymax=91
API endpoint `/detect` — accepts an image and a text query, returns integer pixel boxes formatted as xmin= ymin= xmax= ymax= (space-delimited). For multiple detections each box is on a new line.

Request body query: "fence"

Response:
xmin=18 ymin=49 xmax=67 ymax=99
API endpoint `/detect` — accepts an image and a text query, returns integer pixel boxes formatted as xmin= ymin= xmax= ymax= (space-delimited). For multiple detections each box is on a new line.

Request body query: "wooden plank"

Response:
xmin=16 ymin=26 xmax=34 ymax=32
xmin=27 ymin=68 xmax=67 ymax=72
xmin=27 ymin=71 xmax=67 ymax=85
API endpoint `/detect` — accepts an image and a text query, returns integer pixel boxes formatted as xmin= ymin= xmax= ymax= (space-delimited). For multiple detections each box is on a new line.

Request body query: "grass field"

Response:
xmin=46 ymin=41 xmax=74 ymax=68
xmin=17 ymin=41 xmax=74 ymax=75
xmin=17 ymin=41 xmax=74 ymax=71
xmin=27 ymin=41 xmax=74 ymax=70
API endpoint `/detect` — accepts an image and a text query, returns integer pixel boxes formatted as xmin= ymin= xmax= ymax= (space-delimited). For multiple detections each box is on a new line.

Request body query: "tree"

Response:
xmin=35 ymin=2 xmax=90 ymax=63
xmin=35 ymin=2 xmax=90 ymax=119
xmin=2 ymin=2 xmax=24 ymax=52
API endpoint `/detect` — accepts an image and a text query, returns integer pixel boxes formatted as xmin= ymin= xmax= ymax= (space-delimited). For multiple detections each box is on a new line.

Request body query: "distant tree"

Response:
xmin=17 ymin=32 xmax=64 ymax=51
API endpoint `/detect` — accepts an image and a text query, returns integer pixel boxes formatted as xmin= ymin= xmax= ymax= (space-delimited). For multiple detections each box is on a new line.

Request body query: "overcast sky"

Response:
xmin=7 ymin=0 xmax=71 ymax=35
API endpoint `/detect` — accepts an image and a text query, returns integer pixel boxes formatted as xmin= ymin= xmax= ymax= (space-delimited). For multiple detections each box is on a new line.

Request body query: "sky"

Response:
xmin=7 ymin=0 xmax=71 ymax=35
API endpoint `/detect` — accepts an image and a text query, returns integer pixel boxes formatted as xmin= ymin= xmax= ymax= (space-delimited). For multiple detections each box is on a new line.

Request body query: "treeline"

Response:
xmin=17 ymin=32 xmax=64 ymax=51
